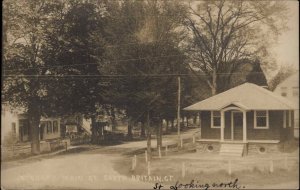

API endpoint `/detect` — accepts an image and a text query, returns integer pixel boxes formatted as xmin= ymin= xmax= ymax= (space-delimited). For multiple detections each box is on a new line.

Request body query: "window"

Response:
xmin=12 ymin=122 xmax=16 ymax=134
xmin=211 ymin=111 xmax=221 ymax=128
xmin=19 ymin=119 xmax=29 ymax=135
xmin=292 ymin=87 xmax=299 ymax=97
xmin=281 ymin=87 xmax=287 ymax=97
xmin=53 ymin=121 xmax=58 ymax=133
xmin=47 ymin=121 xmax=53 ymax=133
xmin=254 ymin=111 xmax=269 ymax=129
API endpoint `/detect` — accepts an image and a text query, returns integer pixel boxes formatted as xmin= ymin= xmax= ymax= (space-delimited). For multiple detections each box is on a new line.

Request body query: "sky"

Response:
xmin=272 ymin=1 xmax=299 ymax=70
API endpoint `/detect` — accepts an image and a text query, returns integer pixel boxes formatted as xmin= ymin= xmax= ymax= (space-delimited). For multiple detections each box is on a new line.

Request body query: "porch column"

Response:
xmin=243 ymin=111 xmax=247 ymax=142
xmin=221 ymin=111 xmax=225 ymax=142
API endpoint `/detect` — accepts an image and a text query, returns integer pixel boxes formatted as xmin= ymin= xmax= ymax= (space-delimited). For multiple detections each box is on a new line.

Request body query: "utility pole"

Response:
xmin=147 ymin=110 xmax=151 ymax=160
xmin=177 ymin=76 xmax=181 ymax=145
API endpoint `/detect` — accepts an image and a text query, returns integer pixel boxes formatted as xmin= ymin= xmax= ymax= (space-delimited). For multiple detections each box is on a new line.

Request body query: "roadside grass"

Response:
xmin=113 ymin=146 xmax=299 ymax=188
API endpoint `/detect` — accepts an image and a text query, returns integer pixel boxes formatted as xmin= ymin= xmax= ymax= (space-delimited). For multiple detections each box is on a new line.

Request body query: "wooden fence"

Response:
xmin=1 ymin=144 xmax=32 ymax=159
xmin=130 ymin=155 xmax=298 ymax=177
xmin=70 ymin=135 xmax=91 ymax=145
xmin=2 ymin=139 xmax=68 ymax=160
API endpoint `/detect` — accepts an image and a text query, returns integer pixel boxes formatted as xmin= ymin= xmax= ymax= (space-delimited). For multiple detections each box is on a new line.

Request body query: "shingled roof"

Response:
xmin=184 ymin=83 xmax=296 ymax=111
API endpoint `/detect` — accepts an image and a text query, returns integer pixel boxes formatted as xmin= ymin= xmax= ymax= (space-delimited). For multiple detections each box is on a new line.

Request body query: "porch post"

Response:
xmin=243 ymin=111 xmax=247 ymax=142
xmin=221 ymin=111 xmax=225 ymax=142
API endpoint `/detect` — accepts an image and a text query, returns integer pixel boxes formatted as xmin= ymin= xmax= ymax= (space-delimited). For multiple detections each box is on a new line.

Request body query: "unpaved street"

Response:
xmin=2 ymin=148 xmax=152 ymax=189
xmin=1 ymin=129 xmax=198 ymax=189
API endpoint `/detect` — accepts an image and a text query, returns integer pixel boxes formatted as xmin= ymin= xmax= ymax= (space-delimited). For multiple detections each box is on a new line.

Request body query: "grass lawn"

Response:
xmin=113 ymin=146 xmax=299 ymax=189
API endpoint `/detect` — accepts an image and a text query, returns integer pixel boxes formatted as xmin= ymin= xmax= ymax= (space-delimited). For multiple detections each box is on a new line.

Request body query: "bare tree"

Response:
xmin=185 ymin=0 xmax=288 ymax=95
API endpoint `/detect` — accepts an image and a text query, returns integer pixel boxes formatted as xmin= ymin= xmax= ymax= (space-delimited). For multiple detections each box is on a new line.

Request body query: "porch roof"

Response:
xmin=184 ymin=83 xmax=295 ymax=111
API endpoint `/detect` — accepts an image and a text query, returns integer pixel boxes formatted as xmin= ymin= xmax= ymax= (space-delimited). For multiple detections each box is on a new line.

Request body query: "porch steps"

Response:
xmin=219 ymin=143 xmax=244 ymax=157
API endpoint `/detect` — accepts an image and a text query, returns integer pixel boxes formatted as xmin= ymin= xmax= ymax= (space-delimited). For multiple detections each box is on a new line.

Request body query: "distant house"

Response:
xmin=1 ymin=105 xmax=61 ymax=144
xmin=184 ymin=83 xmax=296 ymax=156
xmin=273 ymin=73 xmax=299 ymax=138
xmin=60 ymin=114 xmax=92 ymax=138
xmin=1 ymin=104 xmax=70 ymax=160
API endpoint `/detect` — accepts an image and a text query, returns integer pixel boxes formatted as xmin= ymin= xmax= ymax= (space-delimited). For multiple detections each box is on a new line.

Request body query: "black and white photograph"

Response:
xmin=1 ymin=0 xmax=299 ymax=189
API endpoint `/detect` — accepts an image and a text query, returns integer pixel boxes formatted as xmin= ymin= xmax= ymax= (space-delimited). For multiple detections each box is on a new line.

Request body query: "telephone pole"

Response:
xmin=177 ymin=76 xmax=181 ymax=144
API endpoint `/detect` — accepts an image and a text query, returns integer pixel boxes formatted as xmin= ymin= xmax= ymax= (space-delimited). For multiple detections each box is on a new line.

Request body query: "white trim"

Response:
xmin=283 ymin=111 xmax=286 ymax=128
xmin=243 ymin=111 xmax=247 ymax=142
xmin=220 ymin=111 xmax=225 ymax=141
xmin=222 ymin=106 xmax=245 ymax=112
xmin=211 ymin=111 xmax=221 ymax=128
xmin=254 ymin=110 xmax=269 ymax=129
xmin=288 ymin=110 xmax=292 ymax=127
xmin=217 ymin=102 xmax=249 ymax=111
xmin=231 ymin=112 xmax=234 ymax=140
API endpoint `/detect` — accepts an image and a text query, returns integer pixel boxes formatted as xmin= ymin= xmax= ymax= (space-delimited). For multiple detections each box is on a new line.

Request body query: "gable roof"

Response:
xmin=274 ymin=73 xmax=299 ymax=91
xmin=184 ymin=83 xmax=296 ymax=111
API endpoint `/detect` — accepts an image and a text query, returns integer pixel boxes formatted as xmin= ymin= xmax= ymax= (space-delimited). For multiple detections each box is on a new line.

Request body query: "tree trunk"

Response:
xmin=156 ymin=121 xmax=162 ymax=149
xmin=127 ymin=119 xmax=133 ymax=140
xmin=140 ymin=121 xmax=146 ymax=138
xmin=28 ymin=103 xmax=41 ymax=155
xmin=171 ymin=120 xmax=174 ymax=130
xmin=166 ymin=120 xmax=169 ymax=133
xmin=212 ymin=69 xmax=217 ymax=95
xmin=186 ymin=116 xmax=189 ymax=127
xmin=193 ymin=115 xmax=197 ymax=125
xmin=110 ymin=106 xmax=117 ymax=131
xmin=91 ymin=115 xmax=97 ymax=144
xmin=147 ymin=111 xmax=151 ymax=160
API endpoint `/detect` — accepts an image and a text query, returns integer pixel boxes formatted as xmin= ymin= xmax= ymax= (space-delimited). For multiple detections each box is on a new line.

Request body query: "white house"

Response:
xmin=274 ymin=73 xmax=299 ymax=138
xmin=1 ymin=104 xmax=61 ymax=145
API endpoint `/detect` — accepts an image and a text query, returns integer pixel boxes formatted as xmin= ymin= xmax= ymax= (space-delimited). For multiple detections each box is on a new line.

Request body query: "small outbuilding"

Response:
xmin=184 ymin=83 xmax=296 ymax=156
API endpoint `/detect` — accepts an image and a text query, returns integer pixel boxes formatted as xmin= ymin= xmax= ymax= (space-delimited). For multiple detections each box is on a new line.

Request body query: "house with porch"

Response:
xmin=1 ymin=104 xmax=66 ymax=159
xmin=184 ymin=83 xmax=296 ymax=156
xmin=1 ymin=105 xmax=62 ymax=144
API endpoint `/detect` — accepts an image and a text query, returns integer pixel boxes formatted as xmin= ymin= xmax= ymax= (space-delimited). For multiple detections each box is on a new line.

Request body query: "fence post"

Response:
xmin=158 ymin=146 xmax=161 ymax=158
xmin=165 ymin=145 xmax=168 ymax=156
xmin=145 ymin=150 xmax=148 ymax=163
xmin=182 ymin=162 xmax=186 ymax=178
xmin=132 ymin=156 xmax=135 ymax=170
xmin=132 ymin=155 xmax=136 ymax=171
xmin=65 ymin=141 xmax=68 ymax=151
xmin=284 ymin=156 xmax=288 ymax=170
xmin=228 ymin=160 xmax=232 ymax=176
xmin=147 ymin=161 xmax=151 ymax=175
xmin=269 ymin=160 xmax=274 ymax=173
xmin=180 ymin=137 xmax=183 ymax=148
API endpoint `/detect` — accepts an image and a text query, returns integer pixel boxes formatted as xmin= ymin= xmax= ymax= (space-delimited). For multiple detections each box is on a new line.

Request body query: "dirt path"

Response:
xmin=1 ymin=150 xmax=154 ymax=189
xmin=1 ymin=128 xmax=199 ymax=189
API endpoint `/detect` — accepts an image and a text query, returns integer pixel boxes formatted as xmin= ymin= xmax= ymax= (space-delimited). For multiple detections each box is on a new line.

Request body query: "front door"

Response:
xmin=232 ymin=112 xmax=243 ymax=140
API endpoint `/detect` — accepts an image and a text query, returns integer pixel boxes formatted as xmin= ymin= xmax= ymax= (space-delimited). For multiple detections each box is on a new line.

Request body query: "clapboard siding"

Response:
xmin=201 ymin=110 xmax=292 ymax=141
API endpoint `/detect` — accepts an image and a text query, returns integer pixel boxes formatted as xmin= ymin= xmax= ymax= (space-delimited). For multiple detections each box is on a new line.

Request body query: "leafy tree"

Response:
xmin=2 ymin=0 xmax=109 ymax=152
xmin=185 ymin=0 xmax=289 ymax=95
xmin=102 ymin=0 xmax=188 ymax=155
xmin=42 ymin=1 xmax=109 ymax=143
xmin=3 ymin=0 xmax=70 ymax=154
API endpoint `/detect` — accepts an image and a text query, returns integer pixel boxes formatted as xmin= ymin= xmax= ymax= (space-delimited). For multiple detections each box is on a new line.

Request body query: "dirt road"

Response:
xmin=1 ymin=149 xmax=153 ymax=189
xmin=1 ymin=128 xmax=199 ymax=189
